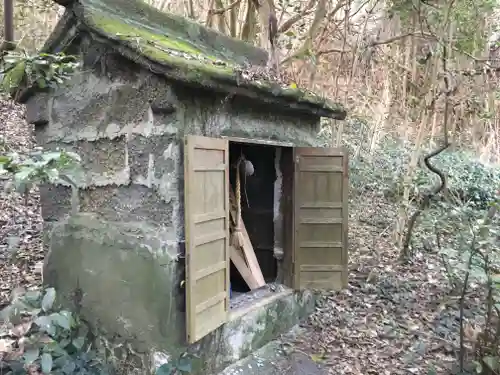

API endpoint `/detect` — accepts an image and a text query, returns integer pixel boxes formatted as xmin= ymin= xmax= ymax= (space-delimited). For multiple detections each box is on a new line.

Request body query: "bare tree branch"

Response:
xmin=240 ymin=0 xmax=257 ymax=41
xmin=401 ymin=0 xmax=456 ymax=260
xmin=281 ymin=0 xmax=328 ymax=65
xmin=370 ymin=32 xmax=435 ymax=47
xmin=209 ymin=0 xmax=241 ymax=15
xmin=278 ymin=0 xmax=317 ymax=34
xmin=317 ymin=47 xmax=351 ymax=56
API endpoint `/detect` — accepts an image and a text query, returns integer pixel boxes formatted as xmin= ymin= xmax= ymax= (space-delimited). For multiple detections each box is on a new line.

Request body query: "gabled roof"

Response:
xmin=37 ymin=0 xmax=347 ymax=119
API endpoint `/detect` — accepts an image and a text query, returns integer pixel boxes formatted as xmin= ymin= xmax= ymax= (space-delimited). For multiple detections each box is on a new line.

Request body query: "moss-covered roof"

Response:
xmin=46 ymin=0 xmax=346 ymax=119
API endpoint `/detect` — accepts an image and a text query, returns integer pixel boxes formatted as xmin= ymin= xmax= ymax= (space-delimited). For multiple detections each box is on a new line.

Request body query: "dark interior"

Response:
xmin=229 ymin=141 xmax=277 ymax=294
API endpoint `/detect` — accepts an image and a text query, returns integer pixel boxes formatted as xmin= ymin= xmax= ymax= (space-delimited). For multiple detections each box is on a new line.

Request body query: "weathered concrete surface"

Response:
xmin=218 ymin=330 xmax=328 ymax=375
xmin=44 ymin=213 xmax=315 ymax=374
xmin=44 ymin=213 xmax=184 ymax=355
xmin=28 ymin=38 xmax=326 ymax=375
xmin=189 ymin=289 xmax=315 ymax=374
xmin=28 ymin=45 xmax=322 ymax=236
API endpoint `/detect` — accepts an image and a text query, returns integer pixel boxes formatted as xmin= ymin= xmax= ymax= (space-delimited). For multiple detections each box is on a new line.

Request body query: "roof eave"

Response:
xmin=80 ymin=23 xmax=346 ymax=120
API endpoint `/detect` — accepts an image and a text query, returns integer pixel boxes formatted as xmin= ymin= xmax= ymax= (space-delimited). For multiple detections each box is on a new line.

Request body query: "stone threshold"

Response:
xmin=189 ymin=288 xmax=315 ymax=375
xmin=229 ymin=286 xmax=292 ymax=320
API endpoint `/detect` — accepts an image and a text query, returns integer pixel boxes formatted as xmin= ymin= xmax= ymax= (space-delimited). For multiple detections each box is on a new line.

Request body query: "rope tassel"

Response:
xmin=231 ymin=157 xmax=245 ymax=249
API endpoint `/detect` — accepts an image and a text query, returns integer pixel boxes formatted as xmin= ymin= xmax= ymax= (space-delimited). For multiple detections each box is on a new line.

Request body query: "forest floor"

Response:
xmin=0 ymin=99 xmax=43 ymax=308
xmin=0 ymin=99 xmax=482 ymax=374
xmin=286 ymin=194 xmax=481 ymax=375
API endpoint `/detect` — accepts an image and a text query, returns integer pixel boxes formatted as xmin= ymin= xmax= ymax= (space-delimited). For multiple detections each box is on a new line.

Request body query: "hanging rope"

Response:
xmin=231 ymin=156 xmax=244 ymax=248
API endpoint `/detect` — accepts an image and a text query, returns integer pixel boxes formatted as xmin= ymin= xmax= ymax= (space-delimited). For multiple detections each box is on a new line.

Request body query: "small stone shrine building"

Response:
xmin=18 ymin=0 xmax=349 ymax=373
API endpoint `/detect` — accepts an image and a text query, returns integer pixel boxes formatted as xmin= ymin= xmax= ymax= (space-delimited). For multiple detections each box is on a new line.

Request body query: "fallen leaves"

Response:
xmin=286 ymin=193 xmax=484 ymax=375
xmin=0 ymin=98 xmax=43 ymax=305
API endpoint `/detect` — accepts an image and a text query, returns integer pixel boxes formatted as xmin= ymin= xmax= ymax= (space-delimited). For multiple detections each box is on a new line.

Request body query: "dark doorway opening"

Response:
xmin=228 ymin=141 xmax=277 ymax=296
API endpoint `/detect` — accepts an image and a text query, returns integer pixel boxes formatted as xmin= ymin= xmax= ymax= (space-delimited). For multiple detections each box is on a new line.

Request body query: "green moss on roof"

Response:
xmin=64 ymin=0 xmax=346 ymax=118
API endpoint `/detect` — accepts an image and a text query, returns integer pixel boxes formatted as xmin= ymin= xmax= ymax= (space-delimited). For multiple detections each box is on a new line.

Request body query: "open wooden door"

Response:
xmin=184 ymin=135 xmax=230 ymax=344
xmin=292 ymin=147 xmax=348 ymax=290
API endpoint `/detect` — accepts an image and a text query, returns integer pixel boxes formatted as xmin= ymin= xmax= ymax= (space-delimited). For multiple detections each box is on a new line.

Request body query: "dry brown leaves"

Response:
xmin=0 ymin=98 xmax=44 ymax=306
xmin=288 ymin=193 xmax=483 ymax=375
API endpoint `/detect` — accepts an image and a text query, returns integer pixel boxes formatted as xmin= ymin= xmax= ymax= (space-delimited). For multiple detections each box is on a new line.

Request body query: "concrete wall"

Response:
xmin=26 ymin=38 xmax=322 ymax=369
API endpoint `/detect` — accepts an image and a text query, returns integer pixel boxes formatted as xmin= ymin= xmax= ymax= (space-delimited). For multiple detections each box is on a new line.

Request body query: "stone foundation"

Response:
xmin=46 ymin=214 xmax=315 ymax=375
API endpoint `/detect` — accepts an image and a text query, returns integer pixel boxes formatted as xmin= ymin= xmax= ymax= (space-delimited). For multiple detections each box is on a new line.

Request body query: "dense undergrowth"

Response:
xmin=336 ymin=120 xmax=500 ymax=374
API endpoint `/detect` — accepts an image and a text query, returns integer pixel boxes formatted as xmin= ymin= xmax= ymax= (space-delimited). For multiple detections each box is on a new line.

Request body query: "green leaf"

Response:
xmin=0 ymin=155 xmax=11 ymax=165
xmin=41 ymin=152 xmax=63 ymax=162
xmin=41 ymin=352 xmax=53 ymax=373
xmin=72 ymin=336 xmax=85 ymax=350
xmin=61 ymin=359 xmax=76 ymax=374
xmin=14 ymin=166 xmax=34 ymax=183
xmin=483 ymin=355 xmax=499 ymax=370
xmin=42 ymin=287 xmax=56 ymax=312
xmin=45 ymin=168 xmax=60 ymax=183
xmin=24 ymin=348 xmax=40 ymax=364
xmin=492 ymin=274 xmax=500 ymax=284
xmin=46 ymin=341 xmax=69 ymax=357
xmin=36 ymin=77 xmax=47 ymax=89
xmin=176 ymin=356 xmax=192 ymax=373
xmin=474 ymin=360 xmax=483 ymax=373
xmin=35 ymin=315 xmax=56 ymax=336
xmin=50 ymin=312 xmax=71 ymax=330
xmin=2 ymin=61 xmax=26 ymax=91
xmin=24 ymin=290 xmax=42 ymax=305
xmin=58 ymin=338 xmax=71 ymax=349
xmin=156 ymin=363 xmax=173 ymax=375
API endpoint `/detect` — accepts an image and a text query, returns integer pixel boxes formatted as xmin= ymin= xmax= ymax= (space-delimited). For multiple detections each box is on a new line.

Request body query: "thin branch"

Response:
xmin=278 ymin=0 xmax=317 ymax=33
xmin=209 ymin=0 xmax=242 ymax=15
xmin=317 ymin=47 xmax=351 ymax=56
xmin=281 ymin=0 xmax=329 ymax=66
xmin=370 ymin=32 xmax=435 ymax=47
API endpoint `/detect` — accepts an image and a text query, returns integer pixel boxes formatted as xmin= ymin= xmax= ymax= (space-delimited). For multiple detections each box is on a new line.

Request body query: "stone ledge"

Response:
xmin=217 ymin=333 xmax=328 ymax=375
xmin=188 ymin=289 xmax=316 ymax=375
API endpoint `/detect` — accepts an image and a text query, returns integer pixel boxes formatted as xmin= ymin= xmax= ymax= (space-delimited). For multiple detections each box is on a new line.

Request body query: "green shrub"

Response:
xmin=0 ymin=287 xmax=113 ymax=375
xmin=1 ymin=51 xmax=80 ymax=96
xmin=410 ymin=150 xmax=500 ymax=209
xmin=347 ymin=138 xmax=500 ymax=210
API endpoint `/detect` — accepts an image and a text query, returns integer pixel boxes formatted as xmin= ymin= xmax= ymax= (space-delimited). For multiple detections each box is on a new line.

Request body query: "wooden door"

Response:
xmin=292 ymin=147 xmax=348 ymax=290
xmin=184 ymin=135 xmax=230 ymax=344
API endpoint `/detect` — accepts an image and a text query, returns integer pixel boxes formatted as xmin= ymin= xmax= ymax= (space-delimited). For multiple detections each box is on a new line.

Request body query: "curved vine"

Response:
xmin=401 ymin=45 xmax=452 ymax=260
